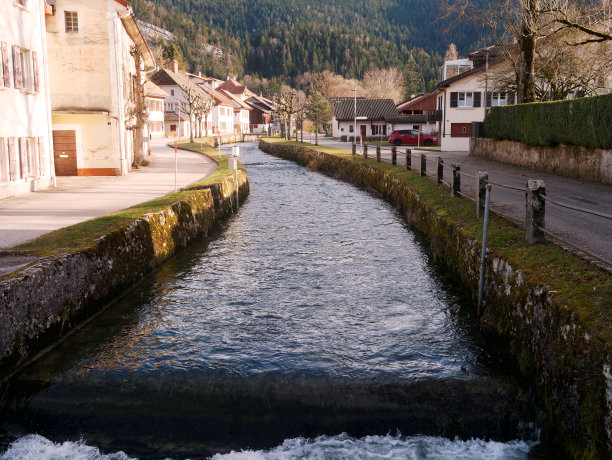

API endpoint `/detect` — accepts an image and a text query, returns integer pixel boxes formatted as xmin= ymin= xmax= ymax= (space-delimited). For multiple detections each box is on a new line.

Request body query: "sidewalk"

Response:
xmin=309 ymin=135 xmax=612 ymax=270
xmin=0 ymin=138 xmax=217 ymax=250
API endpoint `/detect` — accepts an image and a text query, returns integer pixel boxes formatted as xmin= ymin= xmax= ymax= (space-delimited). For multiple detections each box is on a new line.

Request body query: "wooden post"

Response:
xmin=376 ymin=144 xmax=381 ymax=162
xmin=391 ymin=146 xmax=397 ymax=165
xmin=352 ymin=142 xmax=356 ymax=156
xmin=526 ymin=180 xmax=546 ymax=244
xmin=420 ymin=154 xmax=426 ymax=177
xmin=451 ymin=164 xmax=461 ymax=197
xmin=477 ymin=171 xmax=488 ymax=218
xmin=406 ymin=149 xmax=411 ymax=170
xmin=363 ymin=144 xmax=368 ymax=159
xmin=437 ymin=157 xmax=443 ymax=185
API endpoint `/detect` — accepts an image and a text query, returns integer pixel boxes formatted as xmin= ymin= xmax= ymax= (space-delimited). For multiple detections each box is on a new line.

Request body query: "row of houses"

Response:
xmin=330 ymin=45 xmax=597 ymax=152
xmin=1 ymin=0 xmax=277 ymax=200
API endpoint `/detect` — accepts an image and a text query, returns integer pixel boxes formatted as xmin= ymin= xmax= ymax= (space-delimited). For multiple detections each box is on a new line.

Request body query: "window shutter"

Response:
xmin=8 ymin=138 xmax=17 ymax=181
xmin=507 ymin=92 xmax=515 ymax=105
xmin=38 ymin=136 xmax=46 ymax=175
xmin=19 ymin=138 xmax=28 ymax=178
xmin=473 ymin=92 xmax=481 ymax=107
xmin=1 ymin=42 xmax=9 ymax=87
xmin=32 ymin=51 xmax=39 ymax=93
xmin=486 ymin=92 xmax=492 ymax=107
xmin=12 ymin=46 xmax=22 ymax=90
xmin=450 ymin=92 xmax=458 ymax=108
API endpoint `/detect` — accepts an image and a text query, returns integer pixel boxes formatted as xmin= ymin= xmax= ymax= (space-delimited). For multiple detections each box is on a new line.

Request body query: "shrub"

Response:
xmin=484 ymin=93 xmax=612 ymax=149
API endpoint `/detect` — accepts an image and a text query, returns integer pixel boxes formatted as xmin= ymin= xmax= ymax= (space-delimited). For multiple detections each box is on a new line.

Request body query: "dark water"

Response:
xmin=0 ymin=144 xmax=549 ymax=459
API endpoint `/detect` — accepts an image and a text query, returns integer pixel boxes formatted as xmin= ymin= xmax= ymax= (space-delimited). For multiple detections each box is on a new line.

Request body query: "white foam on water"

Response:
xmin=211 ymin=433 xmax=537 ymax=460
xmin=0 ymin=433 xmax=537 ymax=459
xmin=0 ymin=434 xmax=135 ymax=460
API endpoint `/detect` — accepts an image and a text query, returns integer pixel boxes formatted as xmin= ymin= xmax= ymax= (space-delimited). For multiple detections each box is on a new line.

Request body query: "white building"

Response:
xmin=330 ymin=98 xmax=398 ymax=140
xmin=45 ymin=0 xmax=154 ymax=175
xmin=1 ymin=0 xmax=55 ymax=199
xmin=144 ymin=80 xmax=167 ymax=138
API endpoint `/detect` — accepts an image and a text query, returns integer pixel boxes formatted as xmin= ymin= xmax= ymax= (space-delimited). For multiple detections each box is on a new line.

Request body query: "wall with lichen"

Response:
xmin=0 ymin=169 xmax=248 ymax=378
xmin=259 ymin=139 xmax=611 ymax=459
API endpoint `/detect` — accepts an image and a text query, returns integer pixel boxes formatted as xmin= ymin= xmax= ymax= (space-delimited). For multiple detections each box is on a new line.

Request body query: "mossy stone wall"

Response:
xmin=259 ymin=139 xmax=611 ymax=459
xmin=0 ymin=170 xmax=248 ymax=378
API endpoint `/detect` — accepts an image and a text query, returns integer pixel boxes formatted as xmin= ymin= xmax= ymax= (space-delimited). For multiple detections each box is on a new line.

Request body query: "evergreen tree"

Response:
xmin=401 ymin=55 xmax=423 ymax=101
xmin=306 ymin=91 xmax=331 ymax=146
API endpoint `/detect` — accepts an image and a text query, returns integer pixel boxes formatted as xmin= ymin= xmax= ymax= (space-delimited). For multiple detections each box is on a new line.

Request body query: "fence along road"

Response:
xmin=306 ymin=135 xmax=612 ymax=272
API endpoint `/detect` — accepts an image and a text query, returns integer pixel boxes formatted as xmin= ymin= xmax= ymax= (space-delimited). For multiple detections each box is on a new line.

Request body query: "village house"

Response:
xmin=245 ymin=95 xmax=276 ymax=134
xmin=1 ymin=0 xmax=55 ymax=199
xmin=330 ymin=98 xmax=398 ymax=140
xmin=436 ymin=47 xmax=515 ymax=151
xmin=144 ymin=80 xmax=167 ymax=139
xmin=45 ymin=0 xmax=154 ymax=176
xmin=393 ymin=92 xmax=441 ymax=135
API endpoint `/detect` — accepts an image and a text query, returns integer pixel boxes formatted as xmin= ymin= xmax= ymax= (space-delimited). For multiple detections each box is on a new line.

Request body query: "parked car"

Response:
xmin=388 ymin=130 xmax=438 ymax=146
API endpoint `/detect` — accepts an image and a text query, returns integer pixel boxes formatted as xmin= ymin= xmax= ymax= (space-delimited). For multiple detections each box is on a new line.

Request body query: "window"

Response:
xmin=1 ymin=42 xmax=9 ymax=88
xmin=491 ymin=92 xmax=507 ymax=107
xmin=349 ymin=125 xmax=354 ymax=133
xmin=450 ymin=91 xmax=481 ymax=108
xmin=11 ymin=46 xmax=37 ymax=93
xmin=0 ymin=138 xmax=8 ymax=183
xmin=372 ymin=125 xmax=385 ymax=136
xmin=170 ymin=89 xmax=174 ymax=96
xmin=64 ymin=11 xmax=78 ymax=33
xmin=438 ymin=95 xmax=443 ymax=110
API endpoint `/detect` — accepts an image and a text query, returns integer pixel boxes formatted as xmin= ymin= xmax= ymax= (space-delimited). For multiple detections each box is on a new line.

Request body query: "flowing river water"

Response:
xmin=0 ymin=144 xmax=554 ymax=459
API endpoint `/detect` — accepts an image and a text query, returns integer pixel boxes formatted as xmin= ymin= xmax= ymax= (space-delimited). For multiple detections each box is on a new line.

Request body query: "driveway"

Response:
xmin=311 ymin=136 xmax=612 ymax=271
xmin=0 ymin=138 xmax=217 ymax=250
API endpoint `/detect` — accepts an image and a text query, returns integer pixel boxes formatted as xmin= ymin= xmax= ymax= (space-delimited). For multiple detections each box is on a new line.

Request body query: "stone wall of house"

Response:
xmin=471 ymin=137 xmax=612 ymax=185
xmin=259 ymin=139 xmax=612 ymax=459
xmin=0 ymin=169 xmax=249 ymax=378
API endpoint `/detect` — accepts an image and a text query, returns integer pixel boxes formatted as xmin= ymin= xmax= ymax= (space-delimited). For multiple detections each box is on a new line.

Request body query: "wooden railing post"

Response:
xmin=477 ymin=171 xmax=488 ymax=218
xmin=364 ymin=144 xmax=368 ymax=159
xmin=420 ymin=154 xmax=426 ymax=177
xmin=376 ymin=144 xmax=381 ymax=162
xmin=526 ymin=180 xmax=546 ymax=244
xmin=451 ymin=164 xmax=461 ymax=197
xmin=437 ymin=157 xmax=443 ymax=185
xmin=406 ymin=149 xmax=411 ymax=170
xmin=391 ymin=145 xmax=397 ymax=165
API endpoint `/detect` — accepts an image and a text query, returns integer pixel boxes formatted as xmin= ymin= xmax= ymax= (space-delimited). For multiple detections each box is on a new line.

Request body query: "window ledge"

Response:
xmin=13 ymin=2 xmax=30 ymax=12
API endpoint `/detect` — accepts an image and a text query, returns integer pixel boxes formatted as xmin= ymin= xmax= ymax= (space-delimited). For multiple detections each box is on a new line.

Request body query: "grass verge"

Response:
xmin=11 ymin=145 xmax=235 ymax=256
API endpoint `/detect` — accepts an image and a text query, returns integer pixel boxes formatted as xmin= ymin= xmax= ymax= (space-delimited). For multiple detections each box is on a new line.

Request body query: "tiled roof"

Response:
xmin=332 ymin=98 xmax=398 ymax=121
xmin=217 ymin=78 xmax=255 ymax=97
xmin=199 ymin=84 xmax=235 ymax=107
xmin=218 ymin=89 xmax=252 ymax=110
xmin=144 ymin=80 xmax=169 ymax=99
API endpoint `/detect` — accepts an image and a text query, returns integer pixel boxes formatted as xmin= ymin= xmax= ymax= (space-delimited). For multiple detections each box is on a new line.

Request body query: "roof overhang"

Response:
xmin=120 ymin=12 xmax=155 ymax=70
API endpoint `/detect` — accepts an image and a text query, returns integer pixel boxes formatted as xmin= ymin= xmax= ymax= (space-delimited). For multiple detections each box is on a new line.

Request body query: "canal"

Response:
xmin=1 ymin=144 xmax=547 ymax=458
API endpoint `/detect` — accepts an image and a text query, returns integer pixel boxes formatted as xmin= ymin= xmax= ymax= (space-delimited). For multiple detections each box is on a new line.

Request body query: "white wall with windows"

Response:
xmin=211 ymin=104 xmax=235 ymax=135
xmin=0 ymin=0 xmax=55 ymax=199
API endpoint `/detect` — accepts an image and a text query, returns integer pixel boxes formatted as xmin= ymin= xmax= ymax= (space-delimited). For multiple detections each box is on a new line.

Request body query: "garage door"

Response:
xmin=53 ymin=130 xmax=77 ymax=176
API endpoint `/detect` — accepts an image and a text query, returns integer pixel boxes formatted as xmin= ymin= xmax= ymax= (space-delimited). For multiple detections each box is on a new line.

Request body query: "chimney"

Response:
xmin=172 ymin=60 xmax=179 ymax=74
xmin=198 ymin=71 xmax=202 ymax=78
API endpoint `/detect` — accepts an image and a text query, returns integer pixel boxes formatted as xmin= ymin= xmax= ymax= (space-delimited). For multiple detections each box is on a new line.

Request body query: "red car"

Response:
xmin=389 ymin=129 xmax=438 ymax=146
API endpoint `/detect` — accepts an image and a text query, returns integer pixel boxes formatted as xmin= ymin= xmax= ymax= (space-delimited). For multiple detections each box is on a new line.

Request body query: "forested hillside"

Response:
xmin=132 ymin=0 xmax=486 ymax=89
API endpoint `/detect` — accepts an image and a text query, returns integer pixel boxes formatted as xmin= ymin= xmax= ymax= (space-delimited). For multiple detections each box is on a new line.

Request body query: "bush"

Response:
xmin=484 ymin=93 xmax=612 ymax=149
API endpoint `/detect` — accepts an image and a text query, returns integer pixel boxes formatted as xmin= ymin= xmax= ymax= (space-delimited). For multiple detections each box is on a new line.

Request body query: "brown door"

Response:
xmin=360 ymin=125 xmax=366 ymax=138
xmin=53 ymin=130 xmax=78 ymax=176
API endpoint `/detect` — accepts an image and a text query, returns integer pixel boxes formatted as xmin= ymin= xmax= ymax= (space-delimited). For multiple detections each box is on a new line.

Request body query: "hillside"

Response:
xmin=132 ymin=0 xmax=486 ymax=88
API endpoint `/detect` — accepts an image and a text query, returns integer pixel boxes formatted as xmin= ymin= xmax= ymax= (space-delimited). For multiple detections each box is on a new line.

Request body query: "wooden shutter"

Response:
xmin=38 ymin=136 xmax=46 ymax=175
xmin=19 ymin=138 xmax=28 ymax=178
xmin=12 ymin=46 xmax=22 ymax=90
xmin=507 ymin=92 xmax=515 ymax=105
xmin=32 ymin=51 xmax=39 ymax=93
xmin=8 ymin=138 xmax=17 ymax=180
xmin=1 ymin=42 xmax=9 ymax=87
xmin=450 ymin=92 xmax=458 ymax=108
xmin=473 ymin=92 xmax=481 ymax=107
xmin=486 ymin=92 xmax=492 ymax=107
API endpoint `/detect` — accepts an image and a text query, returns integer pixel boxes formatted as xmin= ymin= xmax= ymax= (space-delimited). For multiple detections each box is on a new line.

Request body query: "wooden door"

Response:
xmin=360 ymin=125 xmax=366 ymax=138
xmin=53 ymin=130 xmax=77 ymax=176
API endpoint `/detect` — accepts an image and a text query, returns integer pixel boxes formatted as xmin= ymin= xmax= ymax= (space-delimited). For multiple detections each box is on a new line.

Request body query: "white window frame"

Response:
xmin=458 ymin=92 xmax=473 ymax=108
xmin=64 ymin=10 xmax=79 ymax=33
xmin=0 ymin=138 xmax=8 ymax=183
xmin=18 ymin=48 xmax=34 ymax=93
xmin=491 ymin=92 xmax=507 ymax=107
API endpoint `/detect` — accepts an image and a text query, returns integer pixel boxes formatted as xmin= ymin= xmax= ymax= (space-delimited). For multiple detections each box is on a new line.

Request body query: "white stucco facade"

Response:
xmin=0 ymin=0 xmax=55 ymax=199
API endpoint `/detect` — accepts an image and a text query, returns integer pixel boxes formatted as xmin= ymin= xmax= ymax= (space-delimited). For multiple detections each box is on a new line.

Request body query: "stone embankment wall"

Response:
xmin=193 ymin=134 xmax=263 ymax=148
xmin=259 ymin=139 xmax=611 ymax=459
xmin=471 ymin=137 xmax=612 ymax=185
xmin=0 ymin=169 xmax=248 ymax=378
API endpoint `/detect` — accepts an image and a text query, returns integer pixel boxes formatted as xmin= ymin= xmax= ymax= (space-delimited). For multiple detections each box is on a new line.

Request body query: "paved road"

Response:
xmin=0 ymin=138 xmax=217 ymax=250
xmin=306 ymin=135 xmax=612 ymax=271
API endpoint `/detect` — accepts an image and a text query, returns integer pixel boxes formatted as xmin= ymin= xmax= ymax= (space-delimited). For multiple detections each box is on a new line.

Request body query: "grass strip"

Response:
xmin=12 ymin=144 xmax=234 ymax=255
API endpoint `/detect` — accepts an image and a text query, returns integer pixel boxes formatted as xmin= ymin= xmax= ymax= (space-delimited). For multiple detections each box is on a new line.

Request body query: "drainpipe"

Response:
xmin=114 ymin=9 xmax=130 ymax=175
xmin=40 ymin=1 xmax=56 ymax=186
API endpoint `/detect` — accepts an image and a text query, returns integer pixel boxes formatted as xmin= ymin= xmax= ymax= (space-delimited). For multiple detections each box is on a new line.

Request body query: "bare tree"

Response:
xmin=127 ymin=46 xmax=147 ymax=166
xmin=180 ymin=81 xmax=207 ymax=143
xmin=441 ymin=0 xmax=612 ymax=103
xmin=274 ymin=86 xmax=302 ymax=140
xmin=363 ymin=67 xmax=403 ymax=103
xmin=193 ymin=91 xmax=216 ymax=138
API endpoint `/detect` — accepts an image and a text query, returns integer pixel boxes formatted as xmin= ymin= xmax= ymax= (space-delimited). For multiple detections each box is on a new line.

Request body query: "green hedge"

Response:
xmin=484 ymin=93 xmax=612 ymax=149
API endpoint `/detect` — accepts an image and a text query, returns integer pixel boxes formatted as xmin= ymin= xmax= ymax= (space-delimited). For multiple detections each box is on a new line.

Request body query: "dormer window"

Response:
xmin=65 ymin=11 xmax=78 ymax=33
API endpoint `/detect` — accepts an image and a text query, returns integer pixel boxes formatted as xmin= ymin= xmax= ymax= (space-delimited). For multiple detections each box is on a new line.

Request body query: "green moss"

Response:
xmin=12 ymin=145 xmax=238 ymax=255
